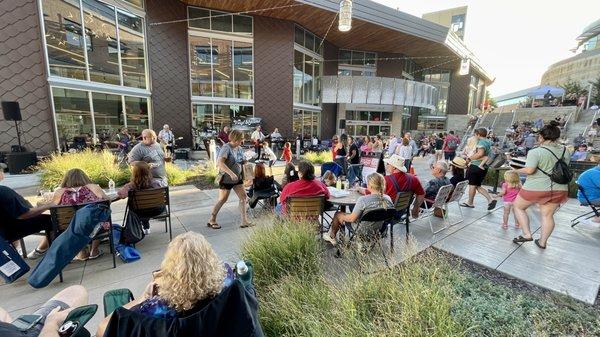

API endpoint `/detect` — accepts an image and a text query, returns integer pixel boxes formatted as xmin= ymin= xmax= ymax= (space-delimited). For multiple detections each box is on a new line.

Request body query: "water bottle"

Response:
xmin=236 ymin=260 xmax=248 ymax=276
xmin=108 ymin=179 xmax=115 ymax=193
xmin=344 ymin=179 xmax=349 ymax=190
xmin=336 ymin=178 xmax=342 ymax=190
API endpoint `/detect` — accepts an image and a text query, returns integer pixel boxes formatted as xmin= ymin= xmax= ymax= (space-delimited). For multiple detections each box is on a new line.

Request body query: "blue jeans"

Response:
xmin=347 ymin=164 xmax=362 ymax=184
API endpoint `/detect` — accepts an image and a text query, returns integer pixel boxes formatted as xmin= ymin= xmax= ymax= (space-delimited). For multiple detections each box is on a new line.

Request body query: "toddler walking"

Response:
xmin=498 ymin=170 xmax=521 ymax=229
xmin=281 ymin=142 xmax=292 ymax=164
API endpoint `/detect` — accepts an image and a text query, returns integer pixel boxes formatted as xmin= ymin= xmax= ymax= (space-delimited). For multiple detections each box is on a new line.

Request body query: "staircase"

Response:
xmin=492 ymin=112 xmax=515 ymax=136
xmin=563 ymin=109 xmax=596 ymax=144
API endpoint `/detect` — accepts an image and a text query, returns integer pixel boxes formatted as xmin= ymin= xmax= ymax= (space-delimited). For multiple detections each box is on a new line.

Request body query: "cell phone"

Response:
xmin=11 ymin=314 xmax=43 ymax=331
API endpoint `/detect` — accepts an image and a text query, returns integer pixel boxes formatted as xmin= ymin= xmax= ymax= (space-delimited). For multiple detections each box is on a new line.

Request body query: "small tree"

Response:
xmin=485 ymin=91 xmax=498 ymax=108
xmin=590 ymin=76 xmax=600 ymax=105
xmin=561 ymin=80 xmax=588 ymax=100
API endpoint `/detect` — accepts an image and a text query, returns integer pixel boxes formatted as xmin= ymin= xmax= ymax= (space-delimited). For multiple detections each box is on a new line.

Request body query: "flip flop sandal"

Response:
xmin=487 ymin=200 xmax=498 ymax=210
xmin=88 ymin=249 xmax=104 ymax=260
xmin=460 ymin=203 xmax=475 ymax=208
xmin=240 ymin=222 xmax=255 ymax=228
xmin=207 ymin=222 xmax=221 ymax=229
xmin=512 ymin=235 xmax=533 ymax=244
xmin=534 ymin=239 xmax=546 ymax=249
xmin=72 ymin=255 xmax=89 ymax=262
xmin=502 ymin=224 xmax=509 ymax=229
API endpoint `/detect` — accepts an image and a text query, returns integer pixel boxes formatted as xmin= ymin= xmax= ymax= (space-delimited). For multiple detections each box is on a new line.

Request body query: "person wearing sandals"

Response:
xmin=460 ymin=128 xmax=497 ymax=211
xmin=512 ymin=121 xmax=571 ymax=249
xmin=31 ymin=168 xmax=108 ymax=261
xmin=497 ymin=170 xmax=521 ymax=230
xmin=208 ymin=129 xmax=253 ymax=229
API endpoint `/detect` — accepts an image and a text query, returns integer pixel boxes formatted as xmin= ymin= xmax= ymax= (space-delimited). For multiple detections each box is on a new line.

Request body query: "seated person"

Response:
xmin=118 ymin=161 xmax=165 ymax=233
xmin=0 ymin=169 xmax=54 ymax=258
xmin=247 ymin=163 xmax=276 ymax=209
xmin=277 ymin=161 xmax=330 ymax=214
xmin=31 ymin=168 xmax=108 ymax=261
xmin=370 ymin=154 xmax=424 ymax=218
xmin=449 ymin=157 xmax=467 ymax=187
xmin=571 ymin=144 xmax=589 ymax=162
xmin=96 ymin=232 xmax=228 ymax=336
xmin=323 ymin=173 xmax=393 ymax=245
xmin=576 ymin=164 xmax=600 ymax=226
xmin=280 ymin=162 xmax=299 ymax=189
xmin=0 ymin=285 xmax=88 ymax=337
xmin=423 ymin=161 xmax=451 ymax=207
xmin=321 ymin=170 xmax=337 ymax=187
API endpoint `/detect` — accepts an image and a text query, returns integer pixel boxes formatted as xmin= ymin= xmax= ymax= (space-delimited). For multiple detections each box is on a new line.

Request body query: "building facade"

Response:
xmin=0 ymin=0 xmax=492 ymax=155
xmin=541 ymin=18 xmax=600 ymax=88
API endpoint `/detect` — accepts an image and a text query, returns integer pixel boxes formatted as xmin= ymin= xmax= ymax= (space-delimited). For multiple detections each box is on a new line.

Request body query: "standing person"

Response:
xmin=404 ymin=132 xmax=418 ymax=157
xmin=334 ymin=134 xmax=348 ymax=175
xmin=347 ymin=136 xmax=361 ymax=184
xmin=128 ymin=129 xmax=167 ymax=186
xmin=281 ymin=142 xmax=292 ymax=164
xmin=261 ymin=141 xmax=277 ymax=176
xmin=208 ymin=130 xmax=253 ymax=229
xmin=512 ymin=121 xmax=571 ymax=249
xmin=251 ymin=126 xmax=265 ymax=159
xmin=270 ymin=128 xmax=283 ymax=156
xmin=371 ymin=135 xmax=384 ymax=152
xmin=217 ymin=125 xmax=230 ymax=145
xmin=387 ymin=134 xmax=398 ymax=156
xmin=114 ymin=127 xmax=132 ymax=157
xmin=434 ymin=133 xmax=444 ymax=161
xmin=460 ymin=128 xmax=496 ymax=210
xmin=498 ymin=170 xmax=522 ymax=230
xmin=331 ymin=135 xmax=339 ymax=158
xmin=395 ymin=137 xmax=414 ymax=172
xmin=360 ymin=136 xmax=372 ymax=153
xmin=443 ymin=130 xmax=460 ymax=161
xmin=158 ymin=124 xmax=175 ymax=158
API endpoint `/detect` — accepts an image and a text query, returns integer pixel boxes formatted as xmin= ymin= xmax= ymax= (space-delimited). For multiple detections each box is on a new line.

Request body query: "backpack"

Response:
xmin=537 ymin=146 xmax=573 ymax=185
xmin=483 ymin=147 xmax=507 ymax=169
xmin=447 ymin=137 xmax=458 ymax=151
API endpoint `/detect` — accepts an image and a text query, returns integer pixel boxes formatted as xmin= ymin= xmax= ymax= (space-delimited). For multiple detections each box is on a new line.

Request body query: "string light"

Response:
xmin=338 ymin=0 xmax=352 ymax=32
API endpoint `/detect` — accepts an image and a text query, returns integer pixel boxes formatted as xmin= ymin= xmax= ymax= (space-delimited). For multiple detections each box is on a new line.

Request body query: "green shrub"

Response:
xmin=38 ymin=150 xmax=130 ymax=189
xmin=241 ymin=221 xmax=321 ymax=289
xmin=38 ymin=149 xmax=200 ymax=188
xmin=303 ymin=151 xmax=333 ymax=164
xmin=196 ymin=161 xmax=219 ymax=184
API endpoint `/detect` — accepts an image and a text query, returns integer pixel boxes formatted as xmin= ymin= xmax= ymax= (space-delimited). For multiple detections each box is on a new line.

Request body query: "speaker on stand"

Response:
xmin=2 ymin=101 xmax=37 ymax=173
xmin=1 ymin=101 xmax=24 ymax=152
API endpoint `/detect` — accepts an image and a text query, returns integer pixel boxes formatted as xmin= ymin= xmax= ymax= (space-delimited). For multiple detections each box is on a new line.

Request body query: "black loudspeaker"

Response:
xmin=339 ymin=119 xmax=346 ymax=129
xmin=6 ymin=152 xmax=37 ymax=174
xmin=1 ymin=101 xmax=22 ymax=121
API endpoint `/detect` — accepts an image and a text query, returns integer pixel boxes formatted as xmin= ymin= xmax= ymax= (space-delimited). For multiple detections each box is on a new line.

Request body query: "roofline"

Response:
xmin=297 ymin=0 xmax=494 ymax=83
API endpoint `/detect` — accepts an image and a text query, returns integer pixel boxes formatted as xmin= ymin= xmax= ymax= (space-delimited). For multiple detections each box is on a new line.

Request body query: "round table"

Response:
xmin=329 ymin=190 xmax=362 ymax=209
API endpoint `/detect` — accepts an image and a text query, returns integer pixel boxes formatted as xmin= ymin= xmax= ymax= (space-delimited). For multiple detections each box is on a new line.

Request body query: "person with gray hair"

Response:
xmin=424 ymin=161 xmax=451 ymax=204
xmin=128 ymin=129 xmax=167 ymax=186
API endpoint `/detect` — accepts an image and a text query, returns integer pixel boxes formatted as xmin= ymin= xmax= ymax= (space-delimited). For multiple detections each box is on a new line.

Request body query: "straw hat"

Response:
xmin=383 ymin=154 xmax=407 ymax=173
xmin=450 ymin=157 xmax=467 ymax=169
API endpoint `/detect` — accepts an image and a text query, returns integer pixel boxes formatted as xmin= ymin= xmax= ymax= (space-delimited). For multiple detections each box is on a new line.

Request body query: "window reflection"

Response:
xmin=124 ymin=96 xmax=148 ymax=138
xmin=53 ymin=87 xmax=93 ymax=151
xmin=190 ymin=36 xmax=212 ymax=96
xmin=212 ymin=39 xmax=233 ymax=97
xmin=118 ymin=10 xmax=146 ymax=88
xmin=233 ymin=41 xmax=253 ymax=99
xmin=82 ymin=0 xmax=120 ymax=85
xmin=92 ymin=92 xmax=123 ymax=144
xmin=292 ymin=109 xmax=320 ymax=138
xmin=43 ymin=0 xmax=87 ymax=80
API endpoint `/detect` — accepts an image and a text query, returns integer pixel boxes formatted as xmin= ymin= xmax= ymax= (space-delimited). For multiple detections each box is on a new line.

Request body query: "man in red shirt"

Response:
xmin=278 ymin=161 xmax=330 ymax=213
xmin=380 ymin=154 xmax=425 ymax=218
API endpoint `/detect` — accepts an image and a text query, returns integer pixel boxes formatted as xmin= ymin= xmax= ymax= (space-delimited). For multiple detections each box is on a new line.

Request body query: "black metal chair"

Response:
xmin=342 ymin=208 xmax=397 ymax=268
xmin=571 ymin=184 xmax=600 ymax=227
xmin=125 ymin=187 xmax=172 ymax=240
xmin=389 ymin=191 xmax=414 ymax=252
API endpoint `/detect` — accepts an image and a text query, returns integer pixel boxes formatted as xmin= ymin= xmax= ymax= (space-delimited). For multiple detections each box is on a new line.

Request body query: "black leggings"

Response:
xmin=0 ymin=214 xmax=52 ymax=242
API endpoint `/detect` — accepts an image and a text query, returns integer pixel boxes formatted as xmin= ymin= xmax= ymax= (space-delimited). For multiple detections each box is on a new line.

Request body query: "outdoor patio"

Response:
xmin=1 ymin=157 xmax=599 ymax=332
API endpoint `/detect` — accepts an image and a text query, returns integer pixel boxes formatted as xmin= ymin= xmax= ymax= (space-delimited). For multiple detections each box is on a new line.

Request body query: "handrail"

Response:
xmin=459 ymin=113 xmax=485 ymax=151
xmin=583 ymin=109 xmax=598 ymax=137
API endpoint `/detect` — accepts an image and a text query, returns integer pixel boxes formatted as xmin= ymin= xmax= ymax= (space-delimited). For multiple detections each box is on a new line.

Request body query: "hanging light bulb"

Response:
xmin=338 ymin=0 xmax=352 ymax=32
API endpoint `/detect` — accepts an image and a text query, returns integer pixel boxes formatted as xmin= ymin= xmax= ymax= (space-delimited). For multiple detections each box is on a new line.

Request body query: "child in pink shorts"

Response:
xmin=497 ymin=170 xmax=521 ymax=229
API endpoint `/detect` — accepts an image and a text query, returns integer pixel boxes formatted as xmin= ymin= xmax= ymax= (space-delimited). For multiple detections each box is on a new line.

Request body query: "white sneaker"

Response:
xmin=143 ymin=228 xmax=151 ymax=235
xmin=322 ymin=233 xmax=337 ymax=245
xmin=27 ymin=248 xmax=47 ymax=260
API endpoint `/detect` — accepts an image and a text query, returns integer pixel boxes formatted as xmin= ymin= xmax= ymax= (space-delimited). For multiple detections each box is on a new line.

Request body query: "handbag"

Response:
xmin=0 ymin=238 xmax=30 ymax=283
xmin=120 ymin=210 xmax=145 ymax=245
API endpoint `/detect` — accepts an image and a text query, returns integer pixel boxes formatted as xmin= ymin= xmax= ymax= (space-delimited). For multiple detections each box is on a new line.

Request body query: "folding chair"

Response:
xmin=125 ymin=187 xmax=172 ymax=240
xmin=446 ymin=180 xmax=469 ymax=226
xmin=343 ymin=208 xmax=397 ymax=268
xmin=286 ymin=195 xmax=326 ymax=235
xmin=571 ymin=184 xmax=600 ymax=227
xmin=50 ymin=200 xmax=116 ymax=282
xmin=389 ymin=191 xmax=414 ymax=252
xmin=320 ymin=162 xmax=343 ymax=177
xmin=421 ymin=184 xmax=454 ymax=234
xmin=247 ymin=181 xmax=280 ymax=218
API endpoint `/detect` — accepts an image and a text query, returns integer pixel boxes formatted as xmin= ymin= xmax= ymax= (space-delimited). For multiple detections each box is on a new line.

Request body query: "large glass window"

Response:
xmin=343 ymin=109 xmax=392 ymax=137
xmin=188 ymin=7 xmax=253 ymax=100
xmin=117 ymin=9 xmax=146 ymax=88
xmin=294 ymin=25 xmax=322 ymax=55
xmin=190 ymin=36 xmax=212 ymax=96
xmin=41 ymin=0 xmax=148 ymax=89
xmin=52 ymin=87 xmax=149 ymax=150
xmin=42 ymin=0 xmax=87 ymax=80
xmin=292 ymin=109 xmax=320 ymax=138
xmin=338 ymin=49 xmax=377 ymax=77
xmin=293 ymin=50 xmax=304 ymax=102
xmin=82 ymin=0 xmax=120 ymax=85
xmin=192 ymin=104 xmax=253 ymax=135
xmin=294 ymin=44 xmax=322 ymax=105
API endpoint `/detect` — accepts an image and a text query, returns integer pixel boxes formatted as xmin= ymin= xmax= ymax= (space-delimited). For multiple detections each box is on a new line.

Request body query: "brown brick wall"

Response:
xmin=0 ymin=0 xmax=55 ymax=155
xmin=376 ymin=52 xmax=405 ymax=78
xmin=146 ymin=0 xmax=192 ymax=146
xmin=253 ymin=15 xmax=294 ymax=138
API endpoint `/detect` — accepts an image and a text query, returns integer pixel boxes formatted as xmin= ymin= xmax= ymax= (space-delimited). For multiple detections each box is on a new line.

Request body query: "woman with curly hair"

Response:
xmin=96 ymin=231 xmax=225 ymax=336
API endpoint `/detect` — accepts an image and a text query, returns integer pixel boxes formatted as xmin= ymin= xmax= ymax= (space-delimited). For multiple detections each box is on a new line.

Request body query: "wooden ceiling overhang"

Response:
xmin=179 ymin=0 xmax=493 ymax=82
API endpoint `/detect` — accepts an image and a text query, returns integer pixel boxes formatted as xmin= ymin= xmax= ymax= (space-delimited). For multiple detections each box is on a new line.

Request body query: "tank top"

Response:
xmin=59 ymin=185 xmax=100 ymax=205
xmin=335 ymin=146 xmax=347 ymax=157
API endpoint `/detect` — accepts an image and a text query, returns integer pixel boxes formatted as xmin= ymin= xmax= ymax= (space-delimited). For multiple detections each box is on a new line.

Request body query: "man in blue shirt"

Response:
xmin=571 ymin=144 xmax=589 ymax=162
xmin=577 ymin=165 xmax=600 ymax=227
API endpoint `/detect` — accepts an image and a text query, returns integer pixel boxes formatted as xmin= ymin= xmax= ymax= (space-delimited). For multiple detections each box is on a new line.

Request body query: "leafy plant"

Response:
xmin=303 ymin=151 xmax=333 ymax=164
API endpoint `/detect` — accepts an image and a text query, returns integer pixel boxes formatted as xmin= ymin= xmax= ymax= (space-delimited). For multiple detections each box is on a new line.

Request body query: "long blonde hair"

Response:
xmin=504 ymin=170 xmax=522 ymax=189
xmin=367 ymin=172 xmax=389 ymax=209
xmin=155 ymin=232 xmax=224 ymax=312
